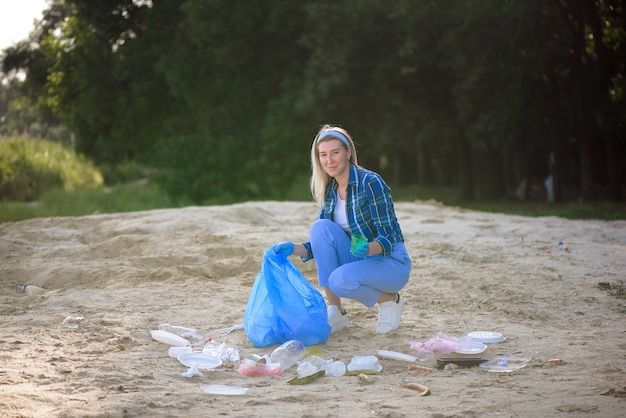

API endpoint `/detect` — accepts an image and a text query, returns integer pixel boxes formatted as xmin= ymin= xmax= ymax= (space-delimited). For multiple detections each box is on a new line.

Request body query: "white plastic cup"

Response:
xmin=168 ymin=346 xmax=192 ymax=358
xmin=326 ymin=360 xmax=346 ymax=377
xmin=418 ymin=350 xmax=435 ymax=361
xmin=349 ymin=355 xmax=379 ymax=370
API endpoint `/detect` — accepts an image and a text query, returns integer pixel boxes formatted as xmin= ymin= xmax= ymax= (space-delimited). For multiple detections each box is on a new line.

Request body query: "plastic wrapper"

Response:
xmin=237 ymin=361 xmax=283 ymax=376
xmin=409 ymin=332 xmax=473 ymax=354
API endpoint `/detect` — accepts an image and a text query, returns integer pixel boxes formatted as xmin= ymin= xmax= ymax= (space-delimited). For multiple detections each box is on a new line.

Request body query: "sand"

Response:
xmin=1 ymin=201 xmax=625 ymax=417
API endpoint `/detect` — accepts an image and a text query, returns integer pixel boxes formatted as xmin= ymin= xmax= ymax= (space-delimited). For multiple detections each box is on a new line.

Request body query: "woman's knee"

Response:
xmin=310 ymin=218 xmax=334 ymax=235
xmin=310 ymin=219 xmax=344 ymax=245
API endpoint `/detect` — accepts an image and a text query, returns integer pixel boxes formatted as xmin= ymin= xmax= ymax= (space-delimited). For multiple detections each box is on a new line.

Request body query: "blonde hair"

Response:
xmin=309 ymin=124 xmax=359 ymax=206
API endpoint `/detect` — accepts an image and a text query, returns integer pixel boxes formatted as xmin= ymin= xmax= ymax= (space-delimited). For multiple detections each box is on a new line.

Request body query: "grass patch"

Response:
xmin=598 ymin=281 xmax=626 ymax=313
xmin=0 ymin=136 xmax=103 ymax=201
xmin=1 ymin=177 xmax=624 ymax=223
xmin=0 ymin=182 xmax=175 ymax=223
xmin=390 ymin=185 xmax=626 ymax=221
xmin=598 ymin=282 xmax=625 ymax=300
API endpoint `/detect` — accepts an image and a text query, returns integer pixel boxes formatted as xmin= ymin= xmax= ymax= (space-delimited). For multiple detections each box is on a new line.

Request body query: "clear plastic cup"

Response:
xmin=418 ymin=350 xmax=435 ymax=361
xmin=297 ymin=361 xmax=319 ymax=377
xmin=350 ymin=235 xmax=368 ymax=253
xmin=326 ymin=360 xmax=346 ymax=377
xmin=300 ymin=355 xmax=328 ymax=369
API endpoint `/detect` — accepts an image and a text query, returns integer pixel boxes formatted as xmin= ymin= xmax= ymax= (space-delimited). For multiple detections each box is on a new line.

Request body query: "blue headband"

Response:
xmin=317 ymin=130 xmax=350 ymax=148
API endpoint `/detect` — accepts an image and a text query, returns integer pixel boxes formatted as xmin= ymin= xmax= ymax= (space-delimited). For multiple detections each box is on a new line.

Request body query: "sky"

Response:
xmin=0 ymin=0 xmax=49 ymax=51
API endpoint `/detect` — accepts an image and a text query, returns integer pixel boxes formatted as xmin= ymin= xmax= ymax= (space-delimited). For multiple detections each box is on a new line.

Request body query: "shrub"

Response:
xmin=0 ymin=136 xmax=103 ymax=201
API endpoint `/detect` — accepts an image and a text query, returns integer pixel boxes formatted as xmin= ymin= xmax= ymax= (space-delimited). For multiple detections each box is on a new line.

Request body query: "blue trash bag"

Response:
xmin=244 ymin=247 xmax=331 ymax=347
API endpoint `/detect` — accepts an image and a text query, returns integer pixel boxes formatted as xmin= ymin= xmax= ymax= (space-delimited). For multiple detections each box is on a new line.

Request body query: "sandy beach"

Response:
xmin=1 ymin=200 xmax=625 ymax=417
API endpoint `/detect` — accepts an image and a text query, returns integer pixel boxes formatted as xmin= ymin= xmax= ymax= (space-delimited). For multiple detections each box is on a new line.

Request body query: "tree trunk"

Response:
xmin=471 ymin=144 xmax=506 ymax=200
xmin=456 ymin=133 xmax=474 ymax=200
xmin=565 ymin=0 xmax=596 ymax=201
xmin=604 ymin=132 xmax=624 ymax=201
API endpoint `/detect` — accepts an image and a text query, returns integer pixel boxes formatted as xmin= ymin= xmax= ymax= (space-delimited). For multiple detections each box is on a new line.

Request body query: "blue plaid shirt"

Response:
xmin=303 ymin=164 xmax=404 ymax=261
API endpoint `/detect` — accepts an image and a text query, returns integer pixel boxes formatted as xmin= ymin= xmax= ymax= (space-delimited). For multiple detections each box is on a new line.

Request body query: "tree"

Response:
xmin=5 ymin=0 xmax=622 ymax=204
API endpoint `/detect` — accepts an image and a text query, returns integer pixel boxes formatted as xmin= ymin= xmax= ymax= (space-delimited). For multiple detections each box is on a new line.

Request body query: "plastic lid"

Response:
xmin=468 ymin=331 xmax=506 ymax=343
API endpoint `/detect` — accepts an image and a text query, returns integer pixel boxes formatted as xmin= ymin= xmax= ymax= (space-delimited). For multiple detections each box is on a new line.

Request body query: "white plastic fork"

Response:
xmin=212 ymin=323 xmax=244 ymax=336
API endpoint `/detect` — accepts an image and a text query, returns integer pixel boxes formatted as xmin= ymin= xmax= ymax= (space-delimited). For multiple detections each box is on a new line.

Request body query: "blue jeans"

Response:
xmin=310 ymin=219 xmax=411 ymax=307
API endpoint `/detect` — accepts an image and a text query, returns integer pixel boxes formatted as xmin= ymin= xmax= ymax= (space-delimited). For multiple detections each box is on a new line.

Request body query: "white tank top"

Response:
xmin=334 ymin=191 xmax=350 ymax=233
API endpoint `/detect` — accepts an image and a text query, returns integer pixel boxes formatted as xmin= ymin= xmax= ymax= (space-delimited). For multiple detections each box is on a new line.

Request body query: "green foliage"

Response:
xmin=2 ymin=0 xmax=624 ymax=205
xmin=0 ymin=136 xmax=103 ymax=201
xmin=99 ymin=160 xmax=148 ymax=185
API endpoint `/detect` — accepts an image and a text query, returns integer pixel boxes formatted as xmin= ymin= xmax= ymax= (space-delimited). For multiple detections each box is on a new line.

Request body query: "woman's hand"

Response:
xmin=350 ymin=242 xmax=369 ymax=258
xmin=269 ymin=241 xmax=294 ymax=256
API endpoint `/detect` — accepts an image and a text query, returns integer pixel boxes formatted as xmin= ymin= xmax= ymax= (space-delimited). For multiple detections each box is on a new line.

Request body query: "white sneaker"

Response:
xmin=327 ymin=305 xmax=350 ymax=334
xmin=376 ymin=294 xmax=403 ymax=334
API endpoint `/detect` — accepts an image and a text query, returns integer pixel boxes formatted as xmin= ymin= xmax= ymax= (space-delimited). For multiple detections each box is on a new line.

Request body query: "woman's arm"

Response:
xmin=293 ymin=242 xmax=309 ymax=258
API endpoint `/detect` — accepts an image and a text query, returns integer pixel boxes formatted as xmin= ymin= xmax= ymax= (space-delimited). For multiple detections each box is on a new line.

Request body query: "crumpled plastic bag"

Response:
xmin=202 ymin=341 xmax=240 ymax=363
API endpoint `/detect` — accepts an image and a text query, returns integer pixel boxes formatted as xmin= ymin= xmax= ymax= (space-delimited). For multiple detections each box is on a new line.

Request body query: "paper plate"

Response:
xmin=201 ymin=385 xmax=248 ymax=395
xmin=453 ymin=341 xmax=488 ymax=355
xmin=479 ymin=356 xmax=530 ymax=373
xmin=468 ymin=331 xmax=506 ymax=344
xmin=178 ymin=352 xmax=222 ymax=370
xmin=377 ymin=350 xmax=417 ymax=362
xmin=150 ymin=330 xmax=191 ymax=347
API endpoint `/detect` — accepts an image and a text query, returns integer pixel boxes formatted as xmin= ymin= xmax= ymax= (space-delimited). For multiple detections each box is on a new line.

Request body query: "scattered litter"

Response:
xmin=16 ymin=284 xmax=45 ymax=296
xmin=203 ymin=341 xmax=240 ymax=363
xmin=158 ymin=324 xmax=204 ymax=343
xmin=479 ymin=356 xmax=530 ymax=372
xmin=546 ymin=241 xmax=571 ymax=254
xmin=150 ymin=330 xmax=191 ymax=347
xmin=404 ymin=383 xmax=431 ymax=396
xmin=61 ymin=316 xmax=85 ymax=329
xmin=467 ymin=331 xmax=506 ymax=344
xmin=182 ymin=364 xmax=203 ymax=378
xmin=237 ymin=361 xmax=282 ymax=376
xmin=201 ymin=385 xmax=248 ymax=395
xmin=168 ymin=346 xmax=192 ymax=358
xmin=178 ymin=352 xmax=222 ymax=370
xmin=409 ymin=332 xmax=473 ymax=354
xmin=347 ymin=355 xmax=382 ymax=372
xmin=436 ymin=357 xmax=488 ymax=369
xmin=212 ymin=323 xmax=244 ymax=336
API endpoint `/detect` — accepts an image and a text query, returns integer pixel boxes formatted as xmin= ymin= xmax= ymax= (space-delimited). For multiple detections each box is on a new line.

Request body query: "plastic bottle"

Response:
xmin=270 ymin=340 xmax=305 ymax=370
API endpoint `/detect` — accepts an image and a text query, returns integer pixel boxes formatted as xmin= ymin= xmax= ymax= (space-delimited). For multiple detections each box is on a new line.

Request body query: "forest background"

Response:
xmin=1 ymin=0 xmax=625 ymax=219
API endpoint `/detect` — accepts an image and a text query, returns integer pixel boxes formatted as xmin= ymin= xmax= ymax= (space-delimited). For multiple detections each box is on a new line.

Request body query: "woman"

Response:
xmin=270 ymin=124 xmax=411 ymax=334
